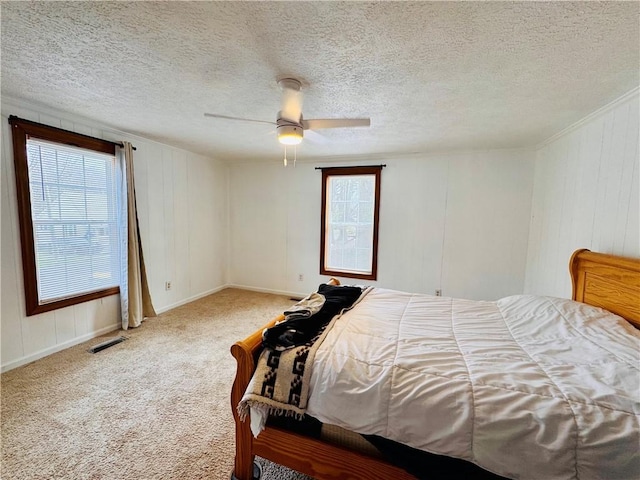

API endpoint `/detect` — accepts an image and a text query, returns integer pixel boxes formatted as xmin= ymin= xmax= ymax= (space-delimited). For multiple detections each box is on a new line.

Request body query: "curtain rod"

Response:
xmin=117 ymin=142 xmax=137 ymax=151
xmin=314 ymin=164 xmax=386 ymax=170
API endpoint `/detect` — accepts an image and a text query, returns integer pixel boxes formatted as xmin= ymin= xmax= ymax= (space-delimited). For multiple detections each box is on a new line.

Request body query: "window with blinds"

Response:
xmin=9 ymin=116 xmax=122 ymax=316
xmin=27 ymin=139 xmax=121 ymax=303
xmin=320 ymin=166 xmax=382 ymax=280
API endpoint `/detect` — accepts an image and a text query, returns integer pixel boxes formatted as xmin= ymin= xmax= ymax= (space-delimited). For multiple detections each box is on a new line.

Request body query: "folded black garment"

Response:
xmin=262 ymin=284 xmax=363 ymax=350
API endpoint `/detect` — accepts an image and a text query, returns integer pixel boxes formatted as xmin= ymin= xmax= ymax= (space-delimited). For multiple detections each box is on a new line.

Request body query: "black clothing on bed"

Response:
xmin=262 ymin=284 xmax=363 ymax=350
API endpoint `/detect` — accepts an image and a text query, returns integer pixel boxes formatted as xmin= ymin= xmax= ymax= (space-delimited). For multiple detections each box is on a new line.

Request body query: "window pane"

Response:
xmin=356 ymin=248 xmax=372 ymax=272
xmin=27 ymin=138 xmax=121 ymax=304
xmin=323 ymin=171 xmax=379 ymax=279
xmin=333 ymin=178 xmax=347 ymax=201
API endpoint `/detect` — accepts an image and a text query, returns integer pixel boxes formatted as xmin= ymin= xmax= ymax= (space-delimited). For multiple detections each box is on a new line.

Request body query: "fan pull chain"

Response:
xmin=294 ymin=145 xmax=297 ymax=167
xmin=283 ymin=146 xmax=288 ymax=167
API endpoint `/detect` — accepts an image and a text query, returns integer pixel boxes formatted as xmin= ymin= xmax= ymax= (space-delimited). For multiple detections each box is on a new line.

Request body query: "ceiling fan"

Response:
xmin=204 ymin=77 xmax=371 ymax=148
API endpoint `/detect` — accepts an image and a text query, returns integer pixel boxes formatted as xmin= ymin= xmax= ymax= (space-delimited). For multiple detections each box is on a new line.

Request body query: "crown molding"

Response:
xmin=1 ymin=95 xmax=224 ymax=163
xmin=536 ymin=86 xmax=640 ymax=150
xmin=229 ymin=146 xmax=534 ymax=167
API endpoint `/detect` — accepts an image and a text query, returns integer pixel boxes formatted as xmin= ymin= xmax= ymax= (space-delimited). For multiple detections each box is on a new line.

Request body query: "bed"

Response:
xmin=229 ymin=249 xmax=640 ymax=480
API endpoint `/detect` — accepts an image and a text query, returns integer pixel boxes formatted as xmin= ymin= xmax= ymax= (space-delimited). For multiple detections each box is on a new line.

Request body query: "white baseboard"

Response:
xmin=154 ymin=285 xmax=229 ymax=314
xmin=1 ymin=323 xmax=121 ymax=373
xmin=1 ymin=285 xmax=297 ymax=373
xmin=226 ymin=283 xmax=305 ymax=299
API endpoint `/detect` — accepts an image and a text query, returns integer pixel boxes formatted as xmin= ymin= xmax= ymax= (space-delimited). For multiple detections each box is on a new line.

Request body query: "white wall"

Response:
xmin=524 ymin=90 xmax=639 ymax=298
xmin=1 ymin=99 xmax=229 ymax=371
xmin=229 ymin=149 xmax=535 ymax=301
xmin=6 ymin=87 xmax=634 ymax=372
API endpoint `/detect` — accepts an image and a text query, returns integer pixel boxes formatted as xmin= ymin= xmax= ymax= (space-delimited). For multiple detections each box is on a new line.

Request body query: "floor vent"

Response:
xmin=88 ymin=336 xmax=127 ymax=354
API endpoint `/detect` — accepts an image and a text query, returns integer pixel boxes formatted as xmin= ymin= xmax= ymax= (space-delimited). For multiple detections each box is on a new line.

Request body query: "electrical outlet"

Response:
xmin=435 ymin=289 xmax=442 ymax=297
xmin=165 ymin=281 xmax=172 ymax=291
xmin=298 ymin=274 xmax=304 ymax=281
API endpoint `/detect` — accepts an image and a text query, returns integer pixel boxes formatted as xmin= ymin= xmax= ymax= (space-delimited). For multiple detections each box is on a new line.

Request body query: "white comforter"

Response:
xmin=306 ymin=289 xmax=640 ymax=479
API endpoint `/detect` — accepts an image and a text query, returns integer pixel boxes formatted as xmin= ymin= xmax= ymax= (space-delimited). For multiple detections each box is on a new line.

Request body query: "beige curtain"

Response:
xmin=120 ymin=142 xmax=156 ymax=329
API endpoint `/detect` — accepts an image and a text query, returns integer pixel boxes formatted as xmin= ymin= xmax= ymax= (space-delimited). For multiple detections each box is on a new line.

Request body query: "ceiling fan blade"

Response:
xmin=301 ymin=118 xmax=371 ymax=130
xmin=204 ymin=113 xmax=276 ymax=125
xmin=304 ymin=129 xmax=327 ymax=144
xmin=280 ymin=88 xmax=303 ymax=123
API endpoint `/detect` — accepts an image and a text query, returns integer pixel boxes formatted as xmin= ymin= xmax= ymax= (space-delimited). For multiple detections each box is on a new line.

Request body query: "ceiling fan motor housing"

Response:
xmin=277 ymin=118 xmax=303 ymax=145
xmin=278 ymin=77 xmax=302 ymax=92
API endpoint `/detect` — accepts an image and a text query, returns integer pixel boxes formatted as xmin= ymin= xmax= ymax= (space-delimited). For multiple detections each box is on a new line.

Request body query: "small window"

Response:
xmin=9 ymin=117 xmax=122 ymax=316
xmin=320 ymin=166 xmax=382 ymax=280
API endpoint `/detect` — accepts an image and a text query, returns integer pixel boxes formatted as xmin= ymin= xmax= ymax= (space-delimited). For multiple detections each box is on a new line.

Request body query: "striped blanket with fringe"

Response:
xmin=238 ymin=286 xmax=369 ymax=429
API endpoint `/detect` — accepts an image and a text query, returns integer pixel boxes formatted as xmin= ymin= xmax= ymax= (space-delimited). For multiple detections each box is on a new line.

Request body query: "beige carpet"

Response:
xmin=1 ymin=288 xmax=314 ymax=480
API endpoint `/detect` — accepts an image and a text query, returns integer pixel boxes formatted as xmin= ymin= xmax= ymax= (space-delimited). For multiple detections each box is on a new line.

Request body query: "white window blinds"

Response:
xmin=26 ymin=138 xmax=121 ymax=304
xmin=325 ymin=174 xmax=376 ymax=275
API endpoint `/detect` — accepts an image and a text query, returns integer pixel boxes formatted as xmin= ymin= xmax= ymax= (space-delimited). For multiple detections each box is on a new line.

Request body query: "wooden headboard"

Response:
xmin=570 ymin=249 xmax=640 ymax=329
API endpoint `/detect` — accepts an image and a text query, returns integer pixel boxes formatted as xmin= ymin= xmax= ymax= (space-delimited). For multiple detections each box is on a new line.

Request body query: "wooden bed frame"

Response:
xmin=230 ymin=249 xmax=640 ymax=480
xmin=569 ymin=249 xmax=640 ymax=328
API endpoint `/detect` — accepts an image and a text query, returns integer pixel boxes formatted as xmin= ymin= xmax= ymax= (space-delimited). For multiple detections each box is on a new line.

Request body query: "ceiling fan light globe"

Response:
xmin=277 ymin=125 xmax=303 ymax=145
xmin=279 ymin=134 xmax=303 ymax=145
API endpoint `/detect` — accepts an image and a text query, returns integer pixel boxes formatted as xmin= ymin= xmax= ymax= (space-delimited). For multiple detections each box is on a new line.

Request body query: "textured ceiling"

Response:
xmin=2 ymin=2 xmax=638 ymax=162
